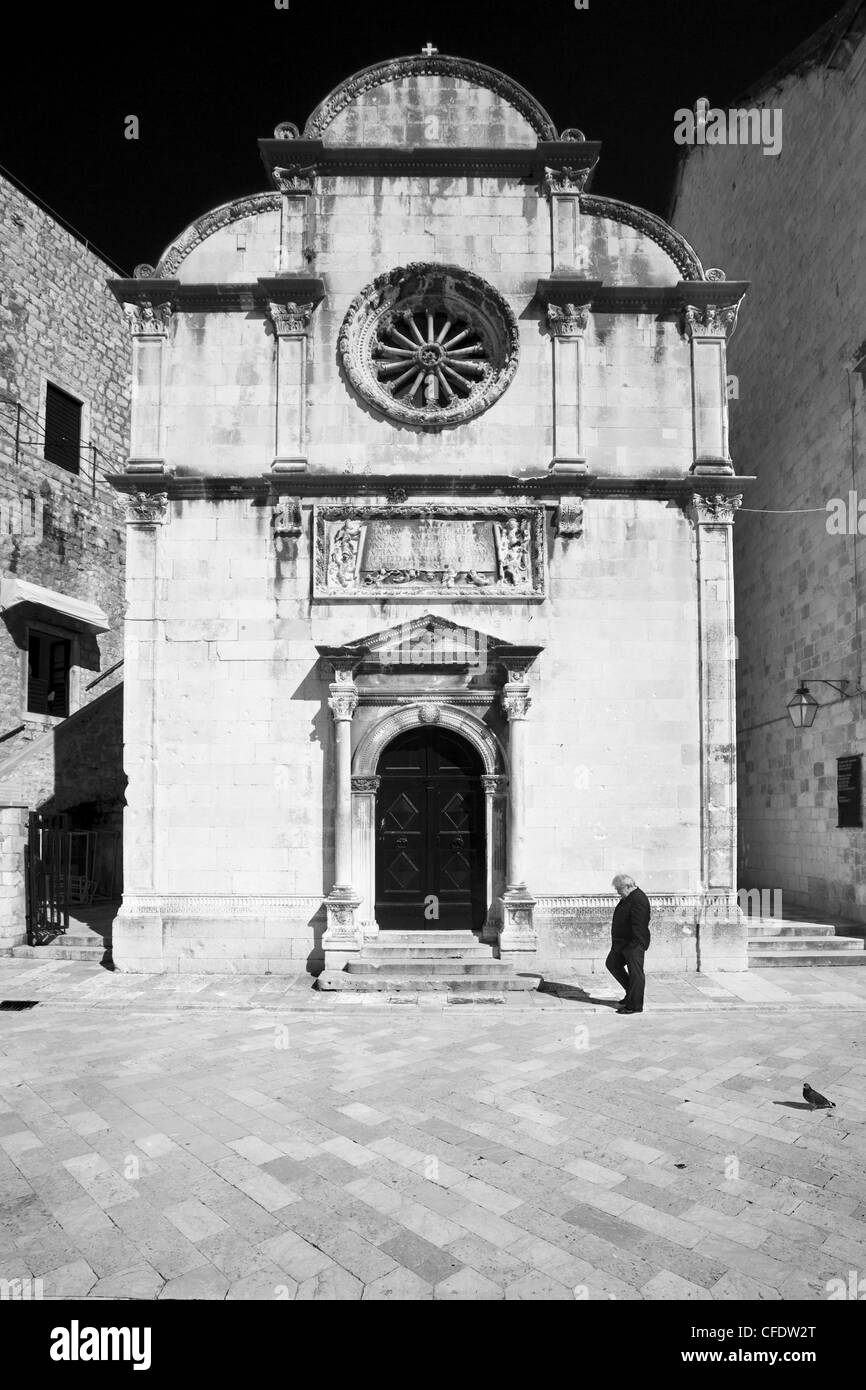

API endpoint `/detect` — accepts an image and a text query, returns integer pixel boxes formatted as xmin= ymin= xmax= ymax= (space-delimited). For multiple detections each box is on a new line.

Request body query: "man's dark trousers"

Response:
xmin=606 ymin=887 xmax=651 ymax=1011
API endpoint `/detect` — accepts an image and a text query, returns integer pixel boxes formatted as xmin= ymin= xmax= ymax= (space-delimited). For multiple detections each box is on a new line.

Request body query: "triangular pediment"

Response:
xmin=317 ymin=614 xmax=541 ymax=673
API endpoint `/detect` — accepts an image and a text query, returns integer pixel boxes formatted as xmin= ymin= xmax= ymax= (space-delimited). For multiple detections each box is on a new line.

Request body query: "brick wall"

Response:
xmin=671 ymin=39 xmax=866 ymax=919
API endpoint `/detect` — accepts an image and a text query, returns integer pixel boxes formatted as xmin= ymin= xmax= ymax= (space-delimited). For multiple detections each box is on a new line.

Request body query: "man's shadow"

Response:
xmin=538 ymin=980 xmax=621 ymax=1007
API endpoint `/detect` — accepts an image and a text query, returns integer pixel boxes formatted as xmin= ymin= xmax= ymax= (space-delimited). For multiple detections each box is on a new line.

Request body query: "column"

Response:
xmin=123 ymin=298 xmax=173 ymax=472
xmin=112 ymin=489 xmax=169 ymax=971
xmin=322 ymin=667 xmax=362 ymax=967
xmin=547 ymin=303 xmax=590 ymax=474
xmin=481 ymin=774 xmax=507 ymax=943
xmin=499 ymin=671 xmax=537 ymax=959
xmin=692 ymin=492 xmax=745 ymax=971
xmin=351 ymin=774 xmax=380 ymax=938
xmin=544 ymin=165 xmax=594 ymax=270
xmin=267 ymin=300 xmax=314 ymax=473
xmin=683 ymin=301 xmax=743 ymax=476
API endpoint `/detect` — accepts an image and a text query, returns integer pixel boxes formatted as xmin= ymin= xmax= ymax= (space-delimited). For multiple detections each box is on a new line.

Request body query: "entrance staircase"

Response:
xmin=748 ymin=910 xmax=866 ymax=967
xmin=317 ymin=930 xmax=540 ymax=993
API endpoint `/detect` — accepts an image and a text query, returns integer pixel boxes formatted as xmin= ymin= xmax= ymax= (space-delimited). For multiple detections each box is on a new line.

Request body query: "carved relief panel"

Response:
xmin=313 ymin=505 xmax=546 ymax=601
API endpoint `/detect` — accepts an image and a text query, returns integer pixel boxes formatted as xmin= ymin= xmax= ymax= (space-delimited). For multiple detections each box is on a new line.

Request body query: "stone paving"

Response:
xmin=1 ymin=958 xmax=865 ymax=1300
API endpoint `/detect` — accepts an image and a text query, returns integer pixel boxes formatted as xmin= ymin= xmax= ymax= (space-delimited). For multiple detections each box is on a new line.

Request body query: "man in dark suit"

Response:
xmin=606 ymin=874 xmax=651 ymax=1014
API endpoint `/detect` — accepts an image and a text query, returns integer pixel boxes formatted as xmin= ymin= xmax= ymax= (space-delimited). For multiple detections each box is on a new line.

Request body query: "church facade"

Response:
xmin=109 ymin=52 xmax=749 ymax=976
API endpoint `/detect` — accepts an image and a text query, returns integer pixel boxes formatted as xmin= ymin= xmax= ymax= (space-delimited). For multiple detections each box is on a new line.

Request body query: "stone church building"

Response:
xmin=108 ymin=51 xmax=749 ymax=979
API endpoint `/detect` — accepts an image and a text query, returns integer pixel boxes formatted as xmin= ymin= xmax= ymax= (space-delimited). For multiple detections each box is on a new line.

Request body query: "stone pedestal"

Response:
xmin=0 ymin=796 xmax=28 ymax=951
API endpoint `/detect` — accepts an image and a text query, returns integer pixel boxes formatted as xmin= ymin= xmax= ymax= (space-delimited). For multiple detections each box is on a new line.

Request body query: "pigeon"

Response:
xmin=803 ymin=1083 xmax=835 ymax=1109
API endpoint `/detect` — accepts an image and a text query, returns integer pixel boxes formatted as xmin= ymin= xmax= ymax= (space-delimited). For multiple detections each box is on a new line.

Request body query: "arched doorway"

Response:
xmin=375 ymin=726 xmax=486 ymax=932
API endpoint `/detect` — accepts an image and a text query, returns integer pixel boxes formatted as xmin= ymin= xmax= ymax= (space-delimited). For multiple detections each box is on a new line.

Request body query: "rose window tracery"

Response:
xmin=338 ymin=264 xmax=519 ymax=430
xmin=373 ymin=308 xmax=489 ymax=411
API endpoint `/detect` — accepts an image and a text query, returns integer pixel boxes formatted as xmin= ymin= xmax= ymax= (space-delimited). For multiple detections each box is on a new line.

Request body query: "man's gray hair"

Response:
xmin=612 ymin=873 xmax=637 ymax=890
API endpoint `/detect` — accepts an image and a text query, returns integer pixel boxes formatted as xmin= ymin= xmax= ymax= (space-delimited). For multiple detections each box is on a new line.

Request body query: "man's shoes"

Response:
xmin=616 ymin=1006 xmax=643 ymax=1014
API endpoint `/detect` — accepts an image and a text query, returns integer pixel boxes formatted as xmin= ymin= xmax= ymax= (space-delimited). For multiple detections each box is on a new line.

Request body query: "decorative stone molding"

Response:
xmin=683 ymin=302 xmax=742 ymax=340
xmin=120 ymin=894 xmax=324 ymax=916
xmin=124 ymin=491 xmax=168 ymax=525
xmin=302 ymin=53 xmax=558 ymax=141
xmin=543 ymin=165 xmax=594 ymax=197
xmin=133 ymin=263 xmax=156 ymax=279
xmin=546 ymin=302 xmax=590 ymax=337
xmin=353 ymin=703 xmax=503 ymax=779
xmin=271 ymin=498 xmax=302 ymax=537
xmin=386 ymin=486 xmax=409 ymax=504
xmin=351 ymin=775 xmax=380 ymax=794
xmin=155 ymin=193 xmax=282 ymax=278
xmin=268 ymin=301 xmax=315 ymax=336
xmin=580 ymin=194 xmax=704 ymax=281
xmin=338 ymin=263 xmax=520 ymax=431
xmin=705 ymin=267 xmax=726 ymax=282
xmin=273 ymin=121 xmax=300 ymax=140
xmin=692 ymin=493 xmax=743 ymax=525
xmin=273 ymin=166 xmax=316 ymax=195
xmin=556 ymin=498 xmax=584 ymax=537
xmin=499 ymin=891 xmax=538 ymax=956
xmin=560 ymin=127 xmax=587 ymax=142
xmin=313 ymin=504 xmax=545 ymax=601
xmin=417 ymin=703 xmax=442 ymax=724
xmin=123 ymin=301 xmax=173 ymax=336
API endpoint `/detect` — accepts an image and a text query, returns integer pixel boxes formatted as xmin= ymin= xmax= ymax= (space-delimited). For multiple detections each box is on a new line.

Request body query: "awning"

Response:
xmin=0 ymin=578 xmax=110 ymax=633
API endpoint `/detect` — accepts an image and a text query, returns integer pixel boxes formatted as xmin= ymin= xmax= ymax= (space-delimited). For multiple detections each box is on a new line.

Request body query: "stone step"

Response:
xmin=747 ymin=935 xmax=864 ymax=952
xmin=11 ymin=943 xmax=111 ymax=963
xmin=362 ymin=944 xmax=493 ymax=960
xmin=749 ymin=950 xmax=866 ymax=968
xmin=747 ymin=923 xmax=836 ymax=938
xmin=317 ymin=970 xmax=540 ymax=993
xmin=370 ymin=932 xmax=483 ymax=944
xmin=346 ymin=958 xmax=512 ymax=976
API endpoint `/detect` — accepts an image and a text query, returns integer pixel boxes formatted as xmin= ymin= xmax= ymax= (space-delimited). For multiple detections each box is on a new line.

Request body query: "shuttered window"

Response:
xmin=27 ymin=632 xmax=71 ymax=717
xmin=44 ymin=383 xmax=82 ymax=473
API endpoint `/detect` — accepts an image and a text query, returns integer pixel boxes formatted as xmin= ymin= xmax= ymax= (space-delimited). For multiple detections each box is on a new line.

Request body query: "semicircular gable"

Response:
xmin=303 ymin=53 xmax=558 ymax=146
xmin=580 ymin=194 xmax=705 ymax=282
xmin=154 ymin=192 xmax=282 ymax=278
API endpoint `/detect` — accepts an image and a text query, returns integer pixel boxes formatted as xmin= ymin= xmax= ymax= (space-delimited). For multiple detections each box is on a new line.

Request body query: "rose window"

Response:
xmin=373 ymin=309 xmax=489 ymax=411
xmin=338 ymin=264 xmax=520 ymax=430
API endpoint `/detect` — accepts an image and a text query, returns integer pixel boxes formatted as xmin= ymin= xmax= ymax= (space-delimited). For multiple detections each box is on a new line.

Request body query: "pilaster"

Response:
xmin=266 ymin=299 xmax=316 ymax=474
xmin=683 ymin=300 xmax=743 ymax=475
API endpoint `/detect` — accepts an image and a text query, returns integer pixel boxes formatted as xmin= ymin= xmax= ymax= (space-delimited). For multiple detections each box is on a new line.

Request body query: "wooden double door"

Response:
xmin=375 ymin=728 xmax=485 ymax=932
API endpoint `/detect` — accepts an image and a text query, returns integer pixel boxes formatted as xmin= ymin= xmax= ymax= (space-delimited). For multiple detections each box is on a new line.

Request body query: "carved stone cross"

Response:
xmin=421 ymin=42 xmax=438 ymax=56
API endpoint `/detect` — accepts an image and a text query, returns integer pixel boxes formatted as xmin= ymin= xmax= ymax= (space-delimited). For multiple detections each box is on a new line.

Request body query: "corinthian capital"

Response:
xmin=123 ymin=300 xmax=172 ymax=336
xmin=692 ymin=493 xmax=743 ymax=525
xmin=273 ymin=165 xmax=316 ymax=195
xmin=501 ymin=686 xmax=531 ymax=721
xmin=546 ymin=302 xmax=590 ymax=338
xmin=543 ymin=165 xmax=593 ymax=197
xmin=328 ymin=685 xmax=358 ymax=721
xmin=269 ymin=301 xmax=315 ymax=336
xmin=124 ymin=490 xmax=168 ymax=525
xmin=683 ymin=302 xmax=741 ymax=340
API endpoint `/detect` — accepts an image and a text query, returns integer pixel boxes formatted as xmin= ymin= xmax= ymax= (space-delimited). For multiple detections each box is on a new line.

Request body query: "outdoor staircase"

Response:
xmin=316 ymin=930 xmax=540 ymax=993
xmin=748 ymin=917 xmax=866 ymax=967
xmin=11 ymin=906 xmax=114 ymax=967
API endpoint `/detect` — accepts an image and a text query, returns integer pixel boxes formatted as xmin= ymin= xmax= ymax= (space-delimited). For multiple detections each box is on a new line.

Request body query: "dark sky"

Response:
xmin=0 ymin=0 xmax=845 ymax=274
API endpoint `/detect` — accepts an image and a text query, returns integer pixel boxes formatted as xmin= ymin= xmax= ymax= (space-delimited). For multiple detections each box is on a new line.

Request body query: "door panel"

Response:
xmin=375 ymin=728 xmax=485 ymax=931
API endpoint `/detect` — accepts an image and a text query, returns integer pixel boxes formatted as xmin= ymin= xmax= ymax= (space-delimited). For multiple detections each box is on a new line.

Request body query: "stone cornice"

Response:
xmin=536 ymin=278 xmax=750 ymax=316
xmin=107 ymin=471 xmax=755 ymax=502
xmin=258 ymin=138 xmax=602 ymax=186
xmin=109 ymin=275 xmax=326 ymax=316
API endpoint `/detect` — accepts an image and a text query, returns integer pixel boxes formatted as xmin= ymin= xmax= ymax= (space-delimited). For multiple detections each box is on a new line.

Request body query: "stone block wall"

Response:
xmin=671 ymin=40 xmax=866 ymax=921
xmin=0 ymin=173 xmax=130 ymax=742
